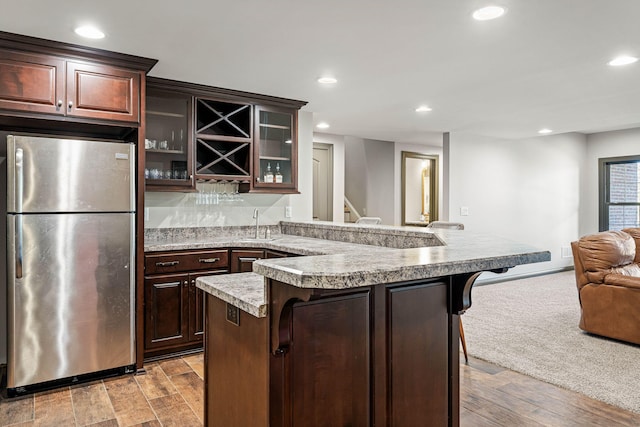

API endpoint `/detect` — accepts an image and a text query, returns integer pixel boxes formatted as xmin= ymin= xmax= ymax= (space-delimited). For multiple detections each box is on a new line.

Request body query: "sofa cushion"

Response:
xmin=604 ymin=273 xmax=640 ymax=290
xmin=622 ymin=227 xmax=640 ymax=263
xmin=579 ymin=230 xmax=636 ymax=284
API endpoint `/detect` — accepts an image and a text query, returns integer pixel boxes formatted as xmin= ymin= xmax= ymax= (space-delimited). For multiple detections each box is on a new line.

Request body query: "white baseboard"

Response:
xmin=474 ymin=266 xmax=575 ymax=286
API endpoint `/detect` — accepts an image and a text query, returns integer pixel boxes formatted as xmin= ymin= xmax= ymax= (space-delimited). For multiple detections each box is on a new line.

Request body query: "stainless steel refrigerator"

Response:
xmin=6 ymin=134 xmax=136 ymax=392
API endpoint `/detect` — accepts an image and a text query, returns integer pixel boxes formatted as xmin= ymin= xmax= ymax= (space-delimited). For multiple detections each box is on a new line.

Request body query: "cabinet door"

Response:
xmin=252 ymin=105 xmax=298 ymax=193
xmin=188 ymin=270 xmax=227 ymax=342
xmin=230 ymin=249 xmax=265 ymax=273
xmin=0 ymin=50 xmax=64 ymax=115
xmin=144 ymin=273 xmax=189 ymax=350
xmin=145 ymin=89 xmax=195 ymax=191
xmin=66 ymin=61 xmax=140 ymax=123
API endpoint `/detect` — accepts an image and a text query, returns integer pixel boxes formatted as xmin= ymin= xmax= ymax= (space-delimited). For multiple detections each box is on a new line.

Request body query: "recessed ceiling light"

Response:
xmin=74 ymin=25 xmax=105 ymax=39
xmin=538 ymin=128 xmax=553 ymax=134
xmin=317 ymin=77 xmax=337 ymax=84
xmin=316 ymin=122 xmax=330 ymax=129
xmin=415 ymin=105 xmax=432 ymax=113
xmin=608 ymin=55 xmax=638 ymax=66
xmin=472 ymin=6 xmax=506 ymax=21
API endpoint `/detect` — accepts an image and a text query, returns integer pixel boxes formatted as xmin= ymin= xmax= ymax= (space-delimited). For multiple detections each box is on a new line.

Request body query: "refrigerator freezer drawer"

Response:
xmin=7 ymin=212 xmax=135 ymax=388
xmin=7 ymin=135 xmax=135 ymax=213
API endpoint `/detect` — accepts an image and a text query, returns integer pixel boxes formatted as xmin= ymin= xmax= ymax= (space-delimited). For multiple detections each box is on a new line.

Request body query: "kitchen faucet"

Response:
xmin=253 ymin=208 xmax=259 ymax=239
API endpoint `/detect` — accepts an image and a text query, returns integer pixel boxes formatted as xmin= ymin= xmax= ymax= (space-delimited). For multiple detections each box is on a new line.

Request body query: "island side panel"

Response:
xmin=289 ymin=293 xmax=371 ymax=426
xmin=268 ymin=278 xmax=458 ymax=427
xmin=387 ymin=281 xmax=449 ymax=426
xmin=205 ymin=295 xmax=269 ymax=427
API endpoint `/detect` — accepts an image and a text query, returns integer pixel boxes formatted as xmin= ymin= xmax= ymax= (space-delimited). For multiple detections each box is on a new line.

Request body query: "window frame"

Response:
xmin=599 ymin=155 xmax=640 ymax=231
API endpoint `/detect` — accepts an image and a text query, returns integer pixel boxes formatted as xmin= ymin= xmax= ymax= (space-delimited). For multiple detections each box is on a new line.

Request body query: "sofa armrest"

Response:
xmin=603 ymin=273 xmax=640 ymax=290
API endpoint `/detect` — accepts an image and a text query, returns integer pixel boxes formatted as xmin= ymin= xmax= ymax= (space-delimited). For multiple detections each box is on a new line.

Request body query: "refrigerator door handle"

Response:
xmin=15 ymin=147 xmax=23 ymax=213
xmin=15 ymin=147 xmax=24 ymax=278
xmin=15 ymin=215 xmax=23 ymax=279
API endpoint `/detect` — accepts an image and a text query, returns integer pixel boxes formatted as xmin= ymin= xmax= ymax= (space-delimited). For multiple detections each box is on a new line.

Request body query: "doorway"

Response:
xmin=313 ymin=143 xmax=333 ymax=221
xmin=401 ymin=151 xmax=439 ymax=226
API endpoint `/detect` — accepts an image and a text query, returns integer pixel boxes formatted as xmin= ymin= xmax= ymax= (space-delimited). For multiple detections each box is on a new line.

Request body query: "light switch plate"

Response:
xmin=460 ymin=206 xmax=469 ymax=216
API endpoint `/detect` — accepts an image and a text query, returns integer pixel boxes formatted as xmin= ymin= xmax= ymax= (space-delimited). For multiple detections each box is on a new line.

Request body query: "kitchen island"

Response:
xmin=150 ymin=221 xmax=549 ymax=427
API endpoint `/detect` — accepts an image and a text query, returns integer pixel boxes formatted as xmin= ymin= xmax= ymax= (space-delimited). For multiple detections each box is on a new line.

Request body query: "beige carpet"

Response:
xmin=463 ymin=270 xmax=640 ymax=414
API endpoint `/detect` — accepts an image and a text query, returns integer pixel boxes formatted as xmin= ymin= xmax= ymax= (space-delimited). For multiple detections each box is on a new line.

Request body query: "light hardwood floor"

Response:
xmin=2 ymin=353 xmax=640 ymax=426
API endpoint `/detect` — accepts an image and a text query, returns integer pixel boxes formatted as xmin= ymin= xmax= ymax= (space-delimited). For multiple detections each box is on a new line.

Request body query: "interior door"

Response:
xmin=313 ymin=144 xmax=333 ymax=221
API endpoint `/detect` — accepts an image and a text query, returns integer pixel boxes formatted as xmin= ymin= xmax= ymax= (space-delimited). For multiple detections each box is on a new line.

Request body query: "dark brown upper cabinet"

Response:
xmin=65 ymin=60 xmax=140 ymax=123
xmin=0 ymin=50 xmax=64 ymax=115
xmin=144 ymin=76 xmax=306 ymax=194
xmin=251 ymin=104 xmax=298 ymax=193
xmin=145 ymin=83 xmax=195 ymax=191
xmin=0 ymin=31 xmax=156 ymax=127
xmin=194 ymin=97 xmax=253 ymax=183
xmin=0 ymin=51 xmax=144 ymax=124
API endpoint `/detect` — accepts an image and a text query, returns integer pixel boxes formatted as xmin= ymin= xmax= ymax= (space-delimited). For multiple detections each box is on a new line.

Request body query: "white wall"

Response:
xmin=313 ymin=132 xmax=345 ymax=223
xmin=582 ymin=128 xmax=640 ymax=236
xmin=446 ymin=132 xmax=586 ymax=279
xmin=289 ymin=111 xmax=314 ymax=221
xmin=394 ymin=142 xmax=443 ymax=225
xmin=145 ymin=111 xmax=314 ymax=228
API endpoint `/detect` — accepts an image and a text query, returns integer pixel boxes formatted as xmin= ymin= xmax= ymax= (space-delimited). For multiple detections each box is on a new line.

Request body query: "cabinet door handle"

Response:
xmin=156 ymin=260 xmax=180 ymax=267
xmin=199 ymin=257 xmax=220 ymax=264
xmin=239 ymin=257 xmax=259 ymax=262
xmin=68 ymin=101 xmax=73 ymax=109
xmin=57 ymin=100 xmax=63 ymax=108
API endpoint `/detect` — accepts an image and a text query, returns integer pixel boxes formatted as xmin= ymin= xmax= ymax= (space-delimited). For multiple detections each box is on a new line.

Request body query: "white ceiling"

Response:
xmin=2 ymin=1 xmax=639 ymax=144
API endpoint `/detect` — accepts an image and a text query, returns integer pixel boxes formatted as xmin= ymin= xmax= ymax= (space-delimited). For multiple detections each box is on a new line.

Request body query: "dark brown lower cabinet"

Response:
xmin=143 ymin=249 xmax=229 ymax=358
xmin=143 ymin=248 xmax=295 ymax=360
xmin=204 ymin=278 xmax=454 ymax=427
xmin=230 ymin=249 xmax=265 ymax=273
xmin=144 ymin=272 xmax=189 ymax=351
xmin=145 ymin=269 xmax=226 ymax=358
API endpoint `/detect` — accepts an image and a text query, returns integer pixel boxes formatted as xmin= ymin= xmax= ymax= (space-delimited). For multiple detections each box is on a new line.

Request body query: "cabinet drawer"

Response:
xmin=145 ymin=250 xmax=229 ymax=275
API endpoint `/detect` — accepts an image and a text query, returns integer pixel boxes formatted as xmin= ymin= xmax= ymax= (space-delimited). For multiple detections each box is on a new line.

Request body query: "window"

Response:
xmin=599 ymin=155 xmax=640 ymax=231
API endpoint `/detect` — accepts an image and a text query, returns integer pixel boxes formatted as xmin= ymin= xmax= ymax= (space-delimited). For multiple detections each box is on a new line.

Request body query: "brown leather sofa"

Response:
xmin=571 ymin=228 xmax=640 ymax=345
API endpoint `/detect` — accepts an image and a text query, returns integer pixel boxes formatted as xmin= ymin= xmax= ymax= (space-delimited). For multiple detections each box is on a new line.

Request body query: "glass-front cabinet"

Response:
xmin=145 ymin=88 xmax=194 ymax=191
xmin=253 ymin=105 xmax=298 ymax=192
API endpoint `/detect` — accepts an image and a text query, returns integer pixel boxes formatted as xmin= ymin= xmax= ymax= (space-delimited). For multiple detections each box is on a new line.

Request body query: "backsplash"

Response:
xmin=281 ymin=221 xmax=444 ymax=249
xmin=145 ymin=183 xmax=292 ymax=229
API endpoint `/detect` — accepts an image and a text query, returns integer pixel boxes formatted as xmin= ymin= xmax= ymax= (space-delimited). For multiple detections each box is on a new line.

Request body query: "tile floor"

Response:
xmin=0 ymin=353 xmax=204 ymax=427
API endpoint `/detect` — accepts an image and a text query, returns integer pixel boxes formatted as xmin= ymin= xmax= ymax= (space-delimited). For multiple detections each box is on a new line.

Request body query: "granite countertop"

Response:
xmin=197 ymin=272 xmax=267 ymax=318
xmin=252 ymin=224 xmax=549 ymax=289
xmin=156 ymin=221 xmax=549 ymax=317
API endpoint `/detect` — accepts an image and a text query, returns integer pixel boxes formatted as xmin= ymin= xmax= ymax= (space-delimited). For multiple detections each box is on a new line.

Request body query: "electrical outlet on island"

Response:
xmin=285 ymin=206 xmax=292 ymax=218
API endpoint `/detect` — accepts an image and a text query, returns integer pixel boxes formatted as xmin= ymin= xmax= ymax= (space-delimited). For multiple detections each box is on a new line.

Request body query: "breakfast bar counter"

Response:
xmin=163 ymin=221 xmax=549 ymax=427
